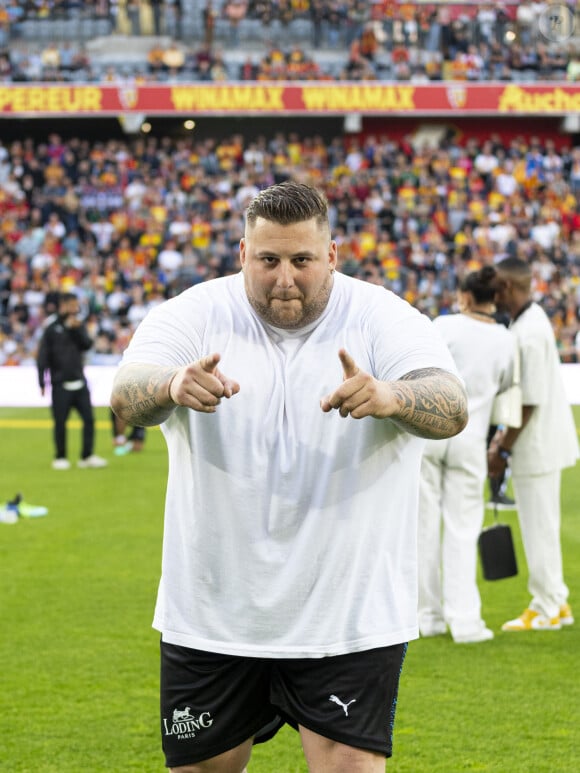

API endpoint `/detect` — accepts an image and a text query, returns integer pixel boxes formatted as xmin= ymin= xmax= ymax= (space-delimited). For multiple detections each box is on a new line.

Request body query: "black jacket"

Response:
xmin=36 ymin=314 xmax=93 ymax=389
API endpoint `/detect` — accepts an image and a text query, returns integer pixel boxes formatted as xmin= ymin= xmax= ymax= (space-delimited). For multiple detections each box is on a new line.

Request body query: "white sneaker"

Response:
xmin=52 ymin=458 xmax=71 ymax=470
xmin=420 ymin=622 xmax=447 ymax=638
xmin=502 ymin=608 xmax=561 ymax=631
xmin=77 ymin=455 xmax=108 ymax=469
xmin=453 ymin=627 xmax=494 ymax=644
xmin=560 ymin=603 xmax=574 ymax=626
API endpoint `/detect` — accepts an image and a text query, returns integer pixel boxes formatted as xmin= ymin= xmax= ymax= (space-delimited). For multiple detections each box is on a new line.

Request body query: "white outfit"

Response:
xmin=418 ymin=314 xmax=516 ymax=640
xmin=509 ymin=303 xmax=578 ymax=618
xmin=157 ymin=248 xmax=184 ymax=280
xmin=121 ymin=271 xmax=458 ymax=658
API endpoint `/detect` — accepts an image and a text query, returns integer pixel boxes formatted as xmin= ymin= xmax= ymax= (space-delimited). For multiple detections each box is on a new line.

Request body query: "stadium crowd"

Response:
xmin=1 ymin=5 xmax=579 ymax=365
xmin=1 ymin=126 xmax=580 ymax=367
xmin=0 ymin=0 xmax=579 ymax=83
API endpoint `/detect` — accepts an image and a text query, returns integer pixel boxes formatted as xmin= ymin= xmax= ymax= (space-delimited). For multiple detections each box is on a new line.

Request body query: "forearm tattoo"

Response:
xmin=111 ymin=364 xmax=178 ymax=427
xmin=391 ymin=368 xmax=468 ymax=439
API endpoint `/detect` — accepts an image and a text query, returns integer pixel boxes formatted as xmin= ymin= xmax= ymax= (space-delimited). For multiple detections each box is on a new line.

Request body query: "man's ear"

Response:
xmin=239 ymin=238 xmax=246 ymax=269
xmin=328 ymin=240 xmax=338 ymax=271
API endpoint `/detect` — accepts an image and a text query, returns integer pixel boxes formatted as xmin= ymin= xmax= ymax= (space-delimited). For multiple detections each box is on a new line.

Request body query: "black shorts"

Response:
xmin=160 ymin=640 xmax=408 ymax=768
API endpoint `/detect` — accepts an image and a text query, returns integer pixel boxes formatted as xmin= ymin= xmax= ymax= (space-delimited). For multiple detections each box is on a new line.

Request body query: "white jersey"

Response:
xmin=431 ymin=314 xmax=516 ymax=441
xmin=510 ymin=303 xmax=579 ymax=475
xmin=122 ymin=271 xmax=458 ymax=658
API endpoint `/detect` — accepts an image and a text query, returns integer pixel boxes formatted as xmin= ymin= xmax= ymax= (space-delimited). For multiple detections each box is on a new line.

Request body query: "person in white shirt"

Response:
xmin=418 ymin=266 xmax=517 ymax=643
xmin=489 ymin=257 xmax=579 ymax=631
xmin=167 ymin=211 xmax=192 ymax=244
xmin=44 ymin=211 xmax=66 ymax=240
xmin=123 ymin=174 xmax=148 ymax=210
xmin=89 ymin=214 xmax=115 ymax=254
xmin=235 ymin=175 xmax=261 ymax=209
xmin=156 ymin=238 xmax=184 ymax=283
xmin=110 ymin=182 xmax=467 ymax=773
xmin=516 ymin=0 xmax=537 ymax=45
xmin=490 ymin=217 xmax=517 ymax=253
xmin=495 ymin=159 xmax=518 ymax=197
xmin=473 ymin=141 xmax=499 ymax=182
xmin=476 ymin=3 xmax=496 ymax=44
xmin=530 ymin=216 xmax=560 ymax=251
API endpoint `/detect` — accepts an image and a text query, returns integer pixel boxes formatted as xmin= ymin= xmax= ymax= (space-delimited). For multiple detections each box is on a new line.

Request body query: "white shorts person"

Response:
xmin=160 ymin=640 xmax=408 ymax=768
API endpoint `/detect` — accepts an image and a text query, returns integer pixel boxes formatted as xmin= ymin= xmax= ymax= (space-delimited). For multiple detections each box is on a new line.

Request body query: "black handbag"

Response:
xmin=478 ymin=510 xmax=518 ymax=581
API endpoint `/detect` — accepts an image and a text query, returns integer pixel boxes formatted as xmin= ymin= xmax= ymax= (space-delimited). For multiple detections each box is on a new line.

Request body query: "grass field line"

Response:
xmin=1 ymin=409 xmax=579 ymax=772
xmin=0 ymin=419 xmax=110 ymax=429
xmin=0 ymin=418 xmax=162 ymax=431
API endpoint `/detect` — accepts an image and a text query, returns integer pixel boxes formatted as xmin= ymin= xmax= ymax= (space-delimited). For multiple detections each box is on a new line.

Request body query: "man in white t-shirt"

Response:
xmin=157 ymin=237 xmax=184 ymax=283
xmin=495 ymin=160 xmax=518 ymax=197
xmin=111 ymin=182 xmax=467 ymax=773
xmin=473 ymin=141 xmax=499 ymax=181
xmin=489 ymin=257 xmax=579 ymax=632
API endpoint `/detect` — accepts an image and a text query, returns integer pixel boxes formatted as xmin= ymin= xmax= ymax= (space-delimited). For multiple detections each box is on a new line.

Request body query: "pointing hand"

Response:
xmin=320 ymin=348 xmax=392 ymax=419
xmin=338 ymin=348 xmax=359 ymax=380
xmin=168 ymin=353 xmax=240 ymax=413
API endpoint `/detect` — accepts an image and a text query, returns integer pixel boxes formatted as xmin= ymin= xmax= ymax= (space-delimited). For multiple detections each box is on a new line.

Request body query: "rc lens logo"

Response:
xmin=118 ymin=86 xmax=138 ymax=110
xmin=446 ymin=86 xmax=467 ymax=110
xmin=163 ymin=707 xmax=214 ymax=740
xmin=538 ymin=4 xmax=575 ymax=43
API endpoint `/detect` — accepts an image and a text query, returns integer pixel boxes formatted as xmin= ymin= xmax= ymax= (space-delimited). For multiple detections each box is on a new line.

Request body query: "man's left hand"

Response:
xmin=320 ymin=349 xmax=392 ymax=419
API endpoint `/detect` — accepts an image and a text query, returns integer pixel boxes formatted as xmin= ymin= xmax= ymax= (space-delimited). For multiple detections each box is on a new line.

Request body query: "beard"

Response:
xmin=246 ymin=273 xmax=334 ymax=330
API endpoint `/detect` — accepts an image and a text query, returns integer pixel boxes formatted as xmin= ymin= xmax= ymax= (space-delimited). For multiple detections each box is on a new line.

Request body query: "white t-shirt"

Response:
xmin=157 ymin=248 xmax=184 ymax=279
xmin=122 ymin=271 xmax=458 ymax=657
xmin=474 ymin=153 xmax=498 ymax=175
xmin=510 ymin=303 xmax=579 ymax=475
xmin=496 ymin=173 xmax=518 ymax=197
xmin=431 ymin=314 xmax=516 ymax=441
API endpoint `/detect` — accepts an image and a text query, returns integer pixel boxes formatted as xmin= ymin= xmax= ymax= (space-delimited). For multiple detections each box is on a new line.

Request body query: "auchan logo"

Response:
xmin=499 ymin=85 xmax=580 ymax=113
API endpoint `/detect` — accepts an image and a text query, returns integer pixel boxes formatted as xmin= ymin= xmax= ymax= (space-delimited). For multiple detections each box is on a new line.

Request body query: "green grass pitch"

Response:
xmin=1 ymin=406 xmax=579 ymax=772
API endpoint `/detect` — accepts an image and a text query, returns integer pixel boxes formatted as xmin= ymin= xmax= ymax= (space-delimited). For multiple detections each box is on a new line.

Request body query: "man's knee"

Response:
xmin=169 ymin=740 xmax=252 ymax=772
xmin=300 ymin=725 xmax=386 ymax=773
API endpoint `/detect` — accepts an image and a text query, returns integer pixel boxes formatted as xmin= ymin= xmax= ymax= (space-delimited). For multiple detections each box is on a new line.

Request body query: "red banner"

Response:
xmin=0 ymin=83 xmax=578 ymax=116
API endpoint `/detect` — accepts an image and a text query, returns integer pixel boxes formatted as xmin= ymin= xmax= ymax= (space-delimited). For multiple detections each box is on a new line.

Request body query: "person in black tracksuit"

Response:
xmin=36 ymin=292 xmax=105 ymax=469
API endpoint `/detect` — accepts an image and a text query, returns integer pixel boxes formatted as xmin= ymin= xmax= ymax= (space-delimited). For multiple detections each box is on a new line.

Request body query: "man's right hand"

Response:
xmin=111 ymin=358 xmax=240 ymax=427
xmin=168 ymin=354 xmax=240 ymax=413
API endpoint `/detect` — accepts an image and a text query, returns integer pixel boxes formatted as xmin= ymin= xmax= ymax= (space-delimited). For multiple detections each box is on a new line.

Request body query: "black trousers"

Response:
xmin=51 ymin=383 xmax=94 ymax=460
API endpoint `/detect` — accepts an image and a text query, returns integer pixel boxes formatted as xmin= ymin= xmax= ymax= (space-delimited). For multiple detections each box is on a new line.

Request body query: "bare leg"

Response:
xmin=171 ymin=738 xmax=253 ymax=773
xmin=300 ymin=725 xmax=386 ymax=773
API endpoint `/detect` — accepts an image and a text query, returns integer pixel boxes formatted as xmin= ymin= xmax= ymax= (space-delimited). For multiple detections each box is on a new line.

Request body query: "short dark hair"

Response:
xmin=460 ymin=266 xmax=497 ymax=304
xmin=245 ymin=181 xmax=330 ymax=229
xmin=495 ymin=257 xmax=532 ymax=290
xmin=58 ymin=292 xmax=79 ymax=305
